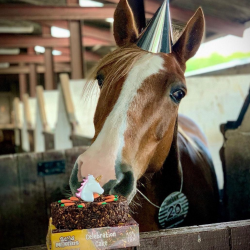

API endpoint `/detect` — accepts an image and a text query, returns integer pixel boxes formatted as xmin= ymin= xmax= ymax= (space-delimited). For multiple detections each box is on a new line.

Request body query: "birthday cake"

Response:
xmin=51 ymin=175 xmax=130 ymax=230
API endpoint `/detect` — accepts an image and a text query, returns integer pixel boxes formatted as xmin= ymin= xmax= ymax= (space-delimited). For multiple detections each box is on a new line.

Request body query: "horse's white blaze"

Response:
xmin=79 ymin=54 xmax=164 ymax=185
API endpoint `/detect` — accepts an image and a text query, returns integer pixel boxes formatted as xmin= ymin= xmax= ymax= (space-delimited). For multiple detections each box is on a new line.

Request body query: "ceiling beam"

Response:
xmin=0 ymin=51 xmax=100 ymax=64
xmin=108 ymin=0 xmax=245 ymax=37
xmin=0 ymin=63 xmax=72 ymax=74
xmin=40 ymin=21 xmax=114 ymax=43
xmin=0 ymin=54 xmax=71 ymax=63
xmin=0 ymin=5 xmax=115 ymax=20
xmin=37 ymin=64 xmax=71 ymax=73
xmin=0 ymin=65 xmax=29 ymax=74
xmin=0 ymin=35 xmax=112 ymax=48
xmin=0 ymin=2 xmax=244 ymax=37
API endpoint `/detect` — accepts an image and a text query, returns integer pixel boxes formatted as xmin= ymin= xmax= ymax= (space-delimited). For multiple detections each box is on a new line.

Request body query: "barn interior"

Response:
xmin=0 ymin=0 xmax=250 ymax=249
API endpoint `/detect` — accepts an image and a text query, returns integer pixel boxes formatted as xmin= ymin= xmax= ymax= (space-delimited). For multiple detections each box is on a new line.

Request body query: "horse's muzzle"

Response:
xmin=103 ymin=164 xmax=136 ymax=203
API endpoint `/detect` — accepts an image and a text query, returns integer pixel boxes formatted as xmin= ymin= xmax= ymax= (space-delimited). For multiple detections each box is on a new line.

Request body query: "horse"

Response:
xmin=69 ymin=0 xmax=219 ymax=232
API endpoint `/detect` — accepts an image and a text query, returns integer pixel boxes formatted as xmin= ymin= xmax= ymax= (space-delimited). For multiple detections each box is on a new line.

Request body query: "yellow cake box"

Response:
xmin=46 ymin=218 xmax=140 ymax=250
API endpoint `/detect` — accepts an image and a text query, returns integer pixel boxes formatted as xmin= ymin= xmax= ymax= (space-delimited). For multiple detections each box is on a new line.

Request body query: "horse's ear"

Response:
xmin=173 ymin=7 xmax=205 ymax=67
xmin=113 ymin=0 xmax=139 ymax=47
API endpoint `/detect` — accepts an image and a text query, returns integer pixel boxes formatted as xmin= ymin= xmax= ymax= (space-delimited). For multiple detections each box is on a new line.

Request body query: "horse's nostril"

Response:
xmin=103 ymin=180 xmax=117 ymax=194
xmin=111 ymin=170 xmax=134 ymax=197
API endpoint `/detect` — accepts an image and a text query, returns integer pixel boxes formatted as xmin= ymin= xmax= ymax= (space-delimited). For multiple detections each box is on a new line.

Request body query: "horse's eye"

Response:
xmin=96 ymin=74 xmax=104 ymax=88
xmin=171 ymin=89 xmax=185 ymax=103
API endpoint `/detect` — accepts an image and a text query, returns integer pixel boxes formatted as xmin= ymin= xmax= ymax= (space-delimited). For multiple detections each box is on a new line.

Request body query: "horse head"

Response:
xmin=70 ymin=0 xmax=205 ymax=203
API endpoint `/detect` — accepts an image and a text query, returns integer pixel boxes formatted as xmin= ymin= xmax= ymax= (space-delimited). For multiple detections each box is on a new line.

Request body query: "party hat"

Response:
xmin=136 ymin=0 xmax=173 ymax=53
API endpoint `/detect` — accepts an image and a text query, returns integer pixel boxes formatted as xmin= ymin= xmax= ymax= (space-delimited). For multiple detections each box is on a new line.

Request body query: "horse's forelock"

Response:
xmin=82 ymin=45 xmax=148 ymax=100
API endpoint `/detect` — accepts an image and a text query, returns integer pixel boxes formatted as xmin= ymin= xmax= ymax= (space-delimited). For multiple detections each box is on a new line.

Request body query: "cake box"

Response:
xmin=46 ymin=218 xmax=140 ymax=250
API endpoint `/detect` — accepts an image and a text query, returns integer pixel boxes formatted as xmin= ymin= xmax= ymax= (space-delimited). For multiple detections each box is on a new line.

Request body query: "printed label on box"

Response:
xmin=47 ymin=218 xmax=140 ymax=250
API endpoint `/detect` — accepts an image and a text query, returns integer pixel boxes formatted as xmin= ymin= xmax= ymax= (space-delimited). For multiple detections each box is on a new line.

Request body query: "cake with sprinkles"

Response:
xmin=51 ymin=175 xmax=130 ymax=230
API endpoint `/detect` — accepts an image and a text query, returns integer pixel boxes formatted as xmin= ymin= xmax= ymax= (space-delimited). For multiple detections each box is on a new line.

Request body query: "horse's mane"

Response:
xmin=178 ymin=126 xmax=203 ymax=160
xmin=83 ymin=45 xmax=149 ymax=98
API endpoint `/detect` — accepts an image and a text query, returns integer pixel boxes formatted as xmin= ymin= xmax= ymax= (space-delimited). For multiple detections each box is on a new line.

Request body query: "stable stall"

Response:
xmin=55 ymin=73 xmax=99 ymax=150
xmin=179 ymin=74 xmax=250 ymax=189
xmin=22 ymin=93 xmax=36 ymax=152
xmin=220 ymin=88 xmax=250 ymax=222
xmin=0 ymin=0 xmax=250 ymax=250
xmin=35 ymin=86 xmax=59 ymax=152
xmin=13 ymin=97 xmax=23 ymax=153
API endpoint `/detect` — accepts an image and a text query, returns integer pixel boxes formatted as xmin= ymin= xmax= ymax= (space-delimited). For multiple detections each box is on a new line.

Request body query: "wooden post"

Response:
xmin=42 ymin=25 xmax=55 ymax=90
xmin=44 ymin=47 xmax=55 ymax=89
xmin=67 ymin=0 xmax=84 ymax=79
xmin=18 ymin=63 xmax=27 ymax=101
xmin=68 ymin=20 xmax=85 ymax=79
xmin=29 ymin=63 xmax=37 ymax=97
xmin=28 ymin=48 xmax=37 ymax=97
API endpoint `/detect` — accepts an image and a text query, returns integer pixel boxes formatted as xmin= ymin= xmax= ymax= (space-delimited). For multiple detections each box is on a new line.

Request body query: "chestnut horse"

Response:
xmin=70 ymin=0 xmax=219 ymax=232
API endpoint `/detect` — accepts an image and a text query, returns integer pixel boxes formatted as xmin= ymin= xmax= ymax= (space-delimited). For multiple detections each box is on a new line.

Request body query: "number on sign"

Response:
xmin=166 ymin=204 xmax=182 ymax=219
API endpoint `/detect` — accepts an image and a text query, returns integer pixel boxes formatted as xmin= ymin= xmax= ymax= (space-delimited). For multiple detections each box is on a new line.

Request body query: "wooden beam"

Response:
xmin=29 ymin=63 xmax=37 ymax=97
xmin=36 ymin=86 xmax=48 ymax=130
xmin=0 ymin=3 xmax=244 ymax=37
xmin=54 ymin=47 xmax=101 ymax=62
xmin=40 ymin=21 xmax=114 ymax=43
xmin=69 ymin=20 xmax=84 ymax=79
xmin=37 ymin=64 xmax=71 ymax=73
xmin=0 ymin=5 xmax=115 ymax=20
xmin=83 ymin=25 xmax=114 ymax=43
xmin=42 ymin=25 xmax=55 ymax=90
xmin=53 ymin=47 xmax=70 ymax=55
xmin=0 ymin=35 xmax=112 ymax=48
xmin=0 ymin=36 xmax=69 ymax=48
xmin=0 ymin=54 xmax=71 ymax=63
xmin=44 ymin=48 xmax=55 ymax=89
xmin=0 ymin=65 xmax=29 ymax=74
xmin=19 ymin=64 xmax=27 ymax=100
xmin=85 ymin=51 xmax=101 ymax=62
xmin=0 ymin=52 xmax=100 ymax=64
xmin=0 ymin=64 xmax=72 ymax=74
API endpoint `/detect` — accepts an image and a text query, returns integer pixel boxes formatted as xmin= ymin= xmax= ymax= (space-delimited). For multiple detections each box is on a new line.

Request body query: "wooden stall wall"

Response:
xmin=35 ymin=86 xmax=59 ymax=152
xmin=10 ymin=220 xmax=250 ymax=250
xmin=179 ymin=74 xmax=250 ymax=190
xmin=22 ymin=94 xmax=36 ymax=152
xmin=55 ymin=74 xmax=97 ymax=149
xmin=220 ymin=88 xmax=250 ymax=222
xmin=13 ymin=97 xmax=23 ymax=153
xmin=0 ymin=92 xmax=15 ymax=155
xmin=0 ymin=146 xmax=87 ymax=250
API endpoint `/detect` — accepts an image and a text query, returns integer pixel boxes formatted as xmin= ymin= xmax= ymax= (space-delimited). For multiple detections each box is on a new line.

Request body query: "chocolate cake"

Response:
xmin=51 ymin=194 xmax=130 ymax=230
